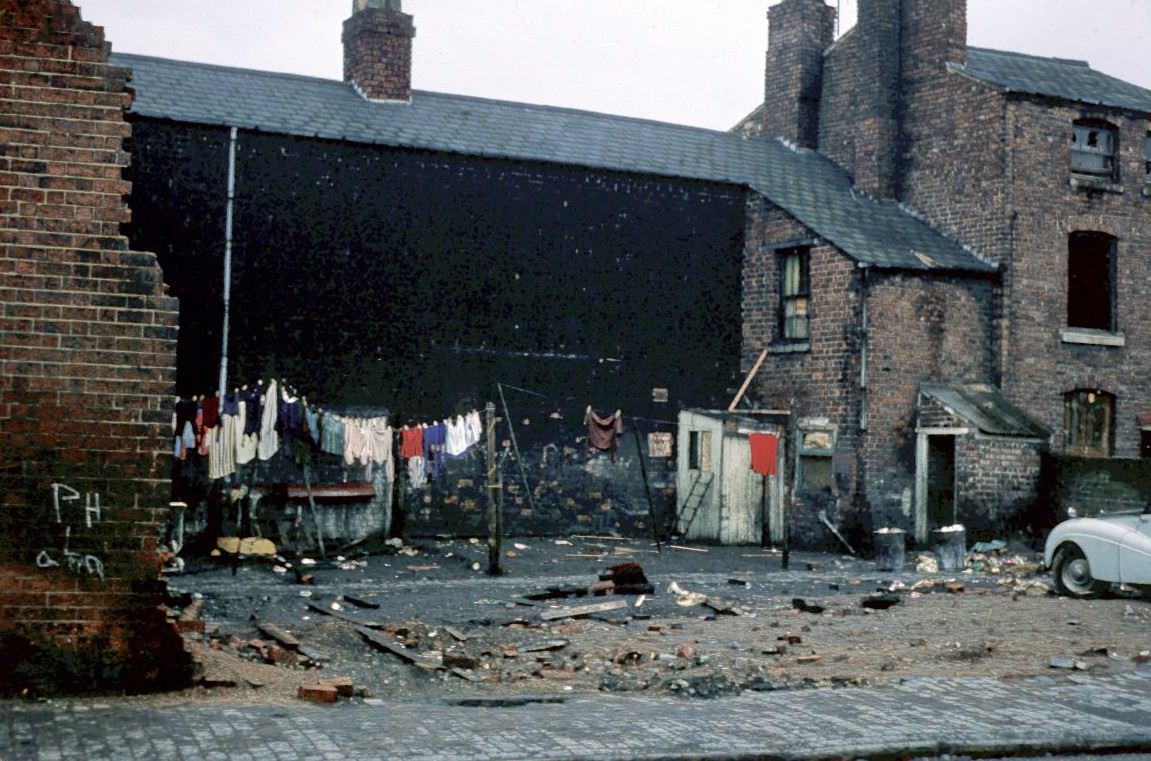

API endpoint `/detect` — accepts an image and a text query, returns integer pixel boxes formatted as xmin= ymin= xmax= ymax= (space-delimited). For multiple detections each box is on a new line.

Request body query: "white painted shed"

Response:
xmin=675 ymin=410 xmax=787 ymax=545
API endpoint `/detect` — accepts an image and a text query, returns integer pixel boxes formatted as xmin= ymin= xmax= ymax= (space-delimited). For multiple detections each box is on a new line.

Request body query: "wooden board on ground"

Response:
xmin=539 ymin=598 xmax=629 ymax=621
xmin=357 ymin=627 xmax=443 ymax=670
xmin=256 ymin=622 xmax=300 ymax=650
xmin=307 ymin=602 xmax=382 ymax=629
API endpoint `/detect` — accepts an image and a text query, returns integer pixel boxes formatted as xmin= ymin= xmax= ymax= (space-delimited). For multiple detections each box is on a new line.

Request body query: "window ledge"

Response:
xmin=1070 ymin=175 xmax=1124 ymax=194
xmin=769 ymin=341 xmax=810 ymax=355
xmin=1060 ymin=328 xmax=1126 ymax=347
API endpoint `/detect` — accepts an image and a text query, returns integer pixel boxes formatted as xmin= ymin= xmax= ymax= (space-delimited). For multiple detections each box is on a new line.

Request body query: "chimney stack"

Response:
xmin=762 ymin=0 xmax=836 ymax=148
xmin=343 ymin=0 xmax=415 ymax=102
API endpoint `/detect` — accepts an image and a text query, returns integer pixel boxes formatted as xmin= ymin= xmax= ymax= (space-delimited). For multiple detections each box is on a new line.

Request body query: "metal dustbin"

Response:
xmin=931 ymin=524 xmax=967 ymax=571
xmin=873 ymin=528 xmax=906 ymax=572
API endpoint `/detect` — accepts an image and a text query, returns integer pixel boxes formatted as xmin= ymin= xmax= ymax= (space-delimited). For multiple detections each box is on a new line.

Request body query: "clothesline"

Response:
xmin=171 ymin=377 xmax=485 ymax=486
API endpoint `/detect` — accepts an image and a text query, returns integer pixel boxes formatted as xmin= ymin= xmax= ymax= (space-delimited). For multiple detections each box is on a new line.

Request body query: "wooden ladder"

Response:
xmin=677 ymin=471 xmax=714 ymax=538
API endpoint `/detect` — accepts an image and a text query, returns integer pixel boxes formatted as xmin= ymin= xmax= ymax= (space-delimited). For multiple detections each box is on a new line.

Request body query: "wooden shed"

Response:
xmin=675 ymin=410 xmax=787 ymax=545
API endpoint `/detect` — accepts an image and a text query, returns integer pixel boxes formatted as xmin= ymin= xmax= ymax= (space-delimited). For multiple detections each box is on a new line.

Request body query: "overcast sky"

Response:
xmin=78 ymin=0 xmax=1151 ymax=131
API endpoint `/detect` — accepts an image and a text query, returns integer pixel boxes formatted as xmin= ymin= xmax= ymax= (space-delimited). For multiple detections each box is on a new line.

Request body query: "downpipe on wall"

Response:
xmin=218 ymin=126 xmax=238 ymax=395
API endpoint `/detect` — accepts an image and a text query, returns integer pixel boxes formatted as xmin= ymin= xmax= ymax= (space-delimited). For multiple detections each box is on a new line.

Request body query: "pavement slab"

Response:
xmin=3 ymin=671 xmax=1150 ymax=761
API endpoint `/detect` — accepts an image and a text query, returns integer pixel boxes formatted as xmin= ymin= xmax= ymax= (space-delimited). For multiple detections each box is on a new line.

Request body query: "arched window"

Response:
xmin=1071 ymin=120 xmax=1118 ymax=180
xmin=1067 ymin=231 xmax=1116 ymax=331
xmin=1064 ymin=389 xmax=1114 ymax=458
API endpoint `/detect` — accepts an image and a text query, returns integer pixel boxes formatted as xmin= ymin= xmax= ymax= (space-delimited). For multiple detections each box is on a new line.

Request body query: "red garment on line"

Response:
xmin=749 ymin=433 xmax=778 ymax=476
xmin=400 ymin=426 xmax=424 ymax=459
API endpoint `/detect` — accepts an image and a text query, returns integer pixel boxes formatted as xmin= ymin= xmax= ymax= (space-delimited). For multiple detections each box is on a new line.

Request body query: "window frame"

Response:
xmin=796 ymin=424 xmax=835 ymax=496
xmin=1063 ymin=389 xmax=1115 ymax=458
xmin=1066 ymin=231 xmax=1117 ymax=333
xmin=1070 ymin=119 xmax=1119 ymax=181
xmin=777 ymin=246 xmax=811 ymax=343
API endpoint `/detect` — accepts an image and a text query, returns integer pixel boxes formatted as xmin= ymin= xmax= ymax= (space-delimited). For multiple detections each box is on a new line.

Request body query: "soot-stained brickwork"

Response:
xmin=745 ymin=0 xmax=1150 ymax=548
xmin=0 ymin=0 xmax=190 ymax=695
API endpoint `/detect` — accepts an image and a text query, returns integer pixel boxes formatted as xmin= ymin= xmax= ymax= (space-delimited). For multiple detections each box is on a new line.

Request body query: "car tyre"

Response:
xmin=1052 ymin=543 xmax=1108 ymax=599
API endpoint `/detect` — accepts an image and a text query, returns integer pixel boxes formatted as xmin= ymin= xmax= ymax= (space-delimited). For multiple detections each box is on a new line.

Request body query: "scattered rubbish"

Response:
xmin=861 ymin=593 xmax=901 ymax=610
xmin=972 ymin=540 xmax=1007 ymax=554
xmin=945 ymin=581 xmax=965 ymax=594
xmin=342 ymin=594 xmax=380 ymax=609
xmin=597 ymin=562 xmax=654 ymax=595
xmin=520 ymin=639 xmax=570 ymax=653
xmin=1049 ymin=657 xmax=1088 ymax=671
xmin=704 ymin=598 xmax=742 ymax=616
xmin=300 ymin=557 xmax=317 ymax=566
xmin=297 ymin=644 xmax=330 ymax=664
xmin=407 ymin=564 xmax=441 ymax=572
xmin=216 ymin=536 xmax=277 ymax=556
xmin=791 ymin=598 xmax=824 ymax=614
xmin=299 ymin=590 xmax=313 ymax=598
xmin=444 ymin=626 xmax=469 ymax=642
xmin=635 ymin=594 xmax=647 ymax=608
xmin=668 ymin=581 xmax=708 ymax=607
xmin=728 ymin=577 xmax=750 ymax=586
xmin=668 ymin=545 xmax=708 ymax=553
xmin=916 ymin=554 xmax=939 ymax=573
xmin=514 ymin=543 xmax=529 ymax=551
xmin=554 ymin=540 xmax=573 ymax=546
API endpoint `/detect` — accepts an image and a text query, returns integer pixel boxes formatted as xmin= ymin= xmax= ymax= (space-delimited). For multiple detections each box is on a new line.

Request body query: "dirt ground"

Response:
xmin=127 ymin=536 xmax=1151 ymax=707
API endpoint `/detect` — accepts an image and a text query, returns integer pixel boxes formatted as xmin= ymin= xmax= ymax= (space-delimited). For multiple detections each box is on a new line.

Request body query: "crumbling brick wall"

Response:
xmin=0 ymin=0 xmax=189 ymax=695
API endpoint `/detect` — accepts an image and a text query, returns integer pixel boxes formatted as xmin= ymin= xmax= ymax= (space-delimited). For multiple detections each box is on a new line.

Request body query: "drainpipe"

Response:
xmin=218 ymin=126 xmax=238 ymax=395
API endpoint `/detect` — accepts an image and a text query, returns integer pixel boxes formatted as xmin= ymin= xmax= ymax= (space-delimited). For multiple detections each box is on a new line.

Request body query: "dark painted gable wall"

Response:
xmin=125 ymin=119 xmax=745 ymax=416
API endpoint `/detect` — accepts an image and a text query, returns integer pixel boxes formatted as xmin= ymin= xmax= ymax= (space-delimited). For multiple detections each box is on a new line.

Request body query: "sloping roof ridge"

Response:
xmin=110 ymin=51 xmax=346 ymax=88
xmin=110 ymin=50 xmax=736 ymax=142
xmin=966 ymin=45 xmax=1089 ymax=68
xmin=893 ymin=200 xmax=998 ymax=270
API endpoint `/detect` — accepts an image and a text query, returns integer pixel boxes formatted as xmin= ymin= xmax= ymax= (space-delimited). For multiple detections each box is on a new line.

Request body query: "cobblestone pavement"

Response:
xmin=3 ymin=670 xmax=1150 ymax=761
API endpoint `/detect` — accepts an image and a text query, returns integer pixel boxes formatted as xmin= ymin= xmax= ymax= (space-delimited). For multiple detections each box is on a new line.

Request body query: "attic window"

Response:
xmin=1067 ymin=231 xmax=1116 ymax=332
xmin=1071 ymin=120 xmax=1118 ymax=180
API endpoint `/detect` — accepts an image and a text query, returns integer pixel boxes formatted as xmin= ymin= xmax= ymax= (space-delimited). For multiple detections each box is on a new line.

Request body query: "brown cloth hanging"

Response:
xmin=584 ymin=405 xmax=623 ymax=452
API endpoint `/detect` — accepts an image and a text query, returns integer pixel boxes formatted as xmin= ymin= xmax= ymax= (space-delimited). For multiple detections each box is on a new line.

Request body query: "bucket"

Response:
xmin=931 ymin=525 xmax=966 ymax=571
xmin=873 ymin=528 xmax=906 ymax=572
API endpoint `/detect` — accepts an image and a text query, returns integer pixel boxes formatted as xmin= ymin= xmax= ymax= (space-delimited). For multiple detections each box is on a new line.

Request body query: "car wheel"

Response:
xmin=1052 ymin=544 xmax=1108 ymax=599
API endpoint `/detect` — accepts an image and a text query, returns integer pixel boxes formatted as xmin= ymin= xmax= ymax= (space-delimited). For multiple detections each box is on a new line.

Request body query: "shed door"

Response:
xmin=719 ymin=434 xmax=764 ymax=544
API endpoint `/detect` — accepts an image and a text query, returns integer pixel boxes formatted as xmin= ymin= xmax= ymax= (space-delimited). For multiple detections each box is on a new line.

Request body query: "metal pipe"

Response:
xmin=497 ymin=383 xmax=536 ymax=514
xmin=820 ymin=509 xmax=855 ymax=555
xmin=217 ymin=126 xmax=238 ymax=396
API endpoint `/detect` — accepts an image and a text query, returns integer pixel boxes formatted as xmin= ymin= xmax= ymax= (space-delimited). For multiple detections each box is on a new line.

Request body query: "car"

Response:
xmin=1044 ymin=509 xmax=1151 ymax=598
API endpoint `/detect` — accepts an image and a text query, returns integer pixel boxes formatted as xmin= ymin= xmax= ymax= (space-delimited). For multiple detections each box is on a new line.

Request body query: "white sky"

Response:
xmin=77 ymin=0 xmax=1151 ymax=131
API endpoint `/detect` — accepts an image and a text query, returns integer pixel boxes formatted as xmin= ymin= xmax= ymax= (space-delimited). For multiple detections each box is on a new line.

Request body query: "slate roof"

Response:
xmin=110 ymin=52 xmax=994 ymax=274
xmin=956 ymin=48 xmax=1151 ymax=114
xmin=921 ymin=384 xmax=1051 ymax=439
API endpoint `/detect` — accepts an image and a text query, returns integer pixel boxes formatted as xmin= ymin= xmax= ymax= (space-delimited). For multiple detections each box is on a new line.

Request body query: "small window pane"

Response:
xmin=799 ymin=455 xmax=833 ymax=493
xmin=1071 ymin=122 xmax=1118 ymax=179
xmin=1064 ymin=390 xmax=1114 ymax=458
xmin=802 ymin=431 xmax=833 ymax=450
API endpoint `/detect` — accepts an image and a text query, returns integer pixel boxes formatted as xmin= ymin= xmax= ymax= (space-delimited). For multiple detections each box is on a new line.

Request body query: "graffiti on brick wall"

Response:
xmin=34 ymin=483 xmax=105 ymax=583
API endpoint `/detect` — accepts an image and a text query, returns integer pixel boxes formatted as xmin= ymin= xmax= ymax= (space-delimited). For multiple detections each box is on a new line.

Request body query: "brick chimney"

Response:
xmin=343 ymin=0 xmax=415 ymax=102
xmin=762 ymin=0 xmax=836 ymax=148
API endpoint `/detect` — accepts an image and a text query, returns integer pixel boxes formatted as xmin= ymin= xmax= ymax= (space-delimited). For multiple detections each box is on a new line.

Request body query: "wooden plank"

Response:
xmin=728 ymin=347 xmax=769 ymax=411
xmin=539 ymin=598 xmax=629 ymax=621
xmin=668 ymin=545 xmax=709 ymax=553
xmin=444 ymin=626 xmax=470 ymax=642
xmin=307 ymin=602 xmax=382 ymax=628
xmin=357 ymin=627 xmax=443 ymax=670
xmin=256 ymin=622 xmax=300 ymax=650
xmin=342 ymin=594 xmax=380 ymax=609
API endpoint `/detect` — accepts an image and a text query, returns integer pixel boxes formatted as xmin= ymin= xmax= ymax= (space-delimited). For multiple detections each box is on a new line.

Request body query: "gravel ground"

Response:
xmin=132 ymin=535 xmax=1151 ymax=707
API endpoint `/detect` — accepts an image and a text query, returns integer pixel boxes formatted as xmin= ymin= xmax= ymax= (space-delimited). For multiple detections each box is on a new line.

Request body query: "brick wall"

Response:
xmin=956 ymin=436 xmax=1045 ymax=536
xmin=742 ymin=197 xmax=865 ymax=547
xmin=0 ymin=0 xmax=188 ymax=695
xmin=1001 ymin=98 xmax=1151 ymax=459
xmin=863 ymin=272 xmax=995 ymax=525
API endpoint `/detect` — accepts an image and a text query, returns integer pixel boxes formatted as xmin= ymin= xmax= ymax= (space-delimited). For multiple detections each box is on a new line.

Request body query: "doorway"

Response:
xmin=926 ymin=435 xmax=956 ymax=528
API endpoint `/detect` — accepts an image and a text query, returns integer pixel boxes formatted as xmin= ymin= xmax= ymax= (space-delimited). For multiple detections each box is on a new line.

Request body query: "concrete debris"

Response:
xmin=1049 ymin=657 xmax=1088 ymax=671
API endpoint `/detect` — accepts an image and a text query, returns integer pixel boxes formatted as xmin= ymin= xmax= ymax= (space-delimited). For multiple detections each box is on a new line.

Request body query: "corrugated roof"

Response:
xmin=921 ymin=384 xmax=1050 ymax=439
xmin=110 ymin=52 xmax=995 ymax=274
xmin=956 ymin=47 xmax=1151 ymax=114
